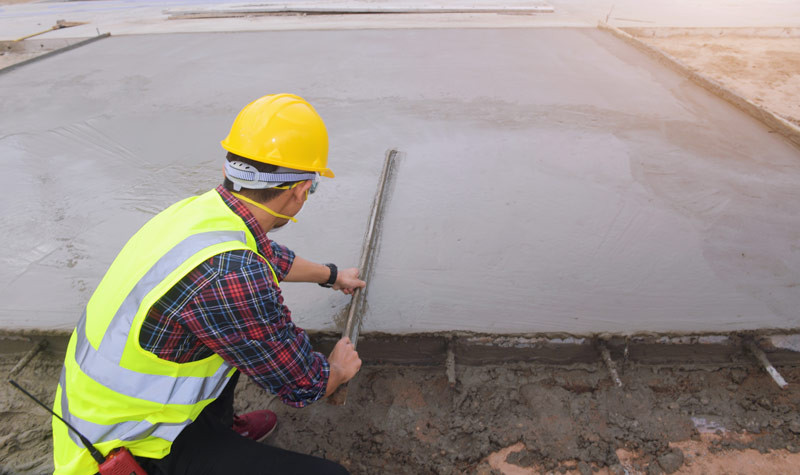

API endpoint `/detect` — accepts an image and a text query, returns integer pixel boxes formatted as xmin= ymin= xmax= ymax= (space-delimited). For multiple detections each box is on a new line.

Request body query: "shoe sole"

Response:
xmin=254 ymin=420 xmax=277 ymax=443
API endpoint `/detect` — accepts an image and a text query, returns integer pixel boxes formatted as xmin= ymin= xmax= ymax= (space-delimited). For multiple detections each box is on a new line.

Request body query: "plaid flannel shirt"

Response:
xmin=138 ymin=185 xmax=329 ymax=407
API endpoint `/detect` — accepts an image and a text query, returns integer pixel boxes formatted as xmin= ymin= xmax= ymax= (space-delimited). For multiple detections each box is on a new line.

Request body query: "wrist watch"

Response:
xmin=319 ymin=263 xmax=337 ymax=288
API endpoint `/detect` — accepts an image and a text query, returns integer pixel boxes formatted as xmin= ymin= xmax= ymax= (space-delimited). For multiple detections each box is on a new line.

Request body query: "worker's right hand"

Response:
xmin=325 ymin=337 xmax=362 ymax=397
xmin=333 ymin=267 xmax=366 ymax=295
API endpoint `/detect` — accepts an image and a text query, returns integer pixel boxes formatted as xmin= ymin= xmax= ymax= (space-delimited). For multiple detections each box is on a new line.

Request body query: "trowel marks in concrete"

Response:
xmin=0 ymin=29 xmax=798 ymax=333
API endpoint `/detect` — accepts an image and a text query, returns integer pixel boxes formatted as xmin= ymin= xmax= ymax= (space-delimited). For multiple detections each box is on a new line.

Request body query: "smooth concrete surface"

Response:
xmin=1 ymin=28 xmax=799 ymax=334
xmin=2 ymin=0 xmax=800 ymax=40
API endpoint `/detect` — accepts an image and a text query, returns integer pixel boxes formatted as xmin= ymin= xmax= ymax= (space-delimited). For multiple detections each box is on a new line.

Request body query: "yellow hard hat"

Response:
xmin=221 ymin=94 xmax=334 ymax=178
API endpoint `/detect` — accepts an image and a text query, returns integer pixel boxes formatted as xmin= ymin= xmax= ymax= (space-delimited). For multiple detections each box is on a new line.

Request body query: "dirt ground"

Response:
xmin=635 ymin=32 xmax=800 ymax=127
xmin=3 ymin=349 xmax=800 ymax=475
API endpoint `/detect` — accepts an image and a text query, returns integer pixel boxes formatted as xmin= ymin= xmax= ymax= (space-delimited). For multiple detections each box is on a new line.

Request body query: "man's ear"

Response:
xmin=291 ymin=180 xmax=312 ymax=202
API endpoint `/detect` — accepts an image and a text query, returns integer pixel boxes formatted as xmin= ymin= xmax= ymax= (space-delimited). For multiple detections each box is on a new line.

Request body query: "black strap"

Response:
xmin=319 ymin=263 xmax=337 ymax=288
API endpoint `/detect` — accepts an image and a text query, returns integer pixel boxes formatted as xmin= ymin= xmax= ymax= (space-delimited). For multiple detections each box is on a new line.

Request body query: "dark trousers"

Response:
xmin=137 ymin=373 xmax=348 ymax=475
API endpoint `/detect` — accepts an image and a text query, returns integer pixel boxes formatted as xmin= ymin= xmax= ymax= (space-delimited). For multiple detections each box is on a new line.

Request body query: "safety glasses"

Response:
xmin=274 ymin=174 xmax=319 ymax=197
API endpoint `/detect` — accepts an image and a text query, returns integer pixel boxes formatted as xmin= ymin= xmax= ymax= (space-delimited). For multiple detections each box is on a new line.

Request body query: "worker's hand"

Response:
xmin=333 ymin=267 xmax=366 ymax=295
xmin=325 ymin=337 xmax=362 ymax=397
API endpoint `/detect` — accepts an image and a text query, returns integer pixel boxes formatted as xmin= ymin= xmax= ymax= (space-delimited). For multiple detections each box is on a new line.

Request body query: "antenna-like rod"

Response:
xmin=8 ymin=379 xmax=105 ymax=465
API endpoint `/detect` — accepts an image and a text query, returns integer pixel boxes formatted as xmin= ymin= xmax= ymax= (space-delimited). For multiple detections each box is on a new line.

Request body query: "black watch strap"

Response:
xmin=319 ymin=263 xmax=337 ymax=288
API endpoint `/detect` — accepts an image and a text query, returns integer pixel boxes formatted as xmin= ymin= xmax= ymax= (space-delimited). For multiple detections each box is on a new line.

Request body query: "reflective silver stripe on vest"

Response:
xmin=99 ymin=231 xmax=248 ymax=363
xmin=74 ymin=313 xmax=234 ymax=405
xmin=60 ymin=368 xmax=188 ymax=447
xmin=73 ymin=230 xmax=246 ymax=406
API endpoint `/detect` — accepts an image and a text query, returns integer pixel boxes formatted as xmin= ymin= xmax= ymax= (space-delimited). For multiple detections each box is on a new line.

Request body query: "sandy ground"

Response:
xmin=0 ymin=51 xmax=39 ymax=69
xmin=635 ymin=33 xmax=800 ymax=127
xmin=3 ymin=348 xmax=799 ymax=474
xmin=0 ymin=38 xmax=86 ymax=70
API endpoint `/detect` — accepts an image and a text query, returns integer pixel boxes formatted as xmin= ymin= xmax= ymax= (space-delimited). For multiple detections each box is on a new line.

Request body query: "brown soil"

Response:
xmin=2 ymin=348 xmax=800 ymax=474
xmin=265 ymin=364 xmax=800 ymax=474
xmin=636 ymin=34 xmax=800 ymax=127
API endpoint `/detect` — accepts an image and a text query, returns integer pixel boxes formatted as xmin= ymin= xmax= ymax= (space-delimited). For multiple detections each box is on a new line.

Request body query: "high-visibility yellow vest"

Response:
xmin=53 ymin=189 xmax=278 ymax=475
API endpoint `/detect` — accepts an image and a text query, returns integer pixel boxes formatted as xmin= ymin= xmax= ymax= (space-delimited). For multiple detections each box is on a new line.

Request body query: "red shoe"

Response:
xmin=232 ymin=410 xmax=278 ymax=442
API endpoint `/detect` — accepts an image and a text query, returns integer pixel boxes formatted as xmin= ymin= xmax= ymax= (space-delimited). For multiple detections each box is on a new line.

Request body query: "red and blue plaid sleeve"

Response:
xmin=178 ymin=251 xmax=329 ymax=408
xmin=268 ymin=241 xmax=295 ymax=282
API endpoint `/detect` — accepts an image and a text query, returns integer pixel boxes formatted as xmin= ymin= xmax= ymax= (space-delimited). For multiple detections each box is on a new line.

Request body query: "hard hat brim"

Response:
xmin=221 ymin=139 xmax=335 ymax=178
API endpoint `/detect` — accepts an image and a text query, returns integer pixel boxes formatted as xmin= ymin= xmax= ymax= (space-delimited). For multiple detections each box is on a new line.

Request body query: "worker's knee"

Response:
xmin=319 ymin=460 xmax=350 ymax=475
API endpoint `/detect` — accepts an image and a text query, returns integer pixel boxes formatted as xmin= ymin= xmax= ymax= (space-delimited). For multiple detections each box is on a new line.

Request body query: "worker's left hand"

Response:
xmin=333 ymin=267 xmax=366 ymax=295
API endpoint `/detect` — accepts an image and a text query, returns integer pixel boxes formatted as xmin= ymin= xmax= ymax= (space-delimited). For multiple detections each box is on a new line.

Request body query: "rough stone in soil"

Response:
xmin=657 ymin=447 xmax=684 ymax=473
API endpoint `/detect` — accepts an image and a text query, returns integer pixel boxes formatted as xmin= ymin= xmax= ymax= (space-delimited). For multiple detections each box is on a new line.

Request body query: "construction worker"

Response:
xmin=52 ymin=94 xmax=364 ymax=475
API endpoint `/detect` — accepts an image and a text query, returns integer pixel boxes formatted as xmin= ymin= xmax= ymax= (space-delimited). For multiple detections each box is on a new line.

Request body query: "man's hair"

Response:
xmin=223 ymin=152 xmax=286 ymax=203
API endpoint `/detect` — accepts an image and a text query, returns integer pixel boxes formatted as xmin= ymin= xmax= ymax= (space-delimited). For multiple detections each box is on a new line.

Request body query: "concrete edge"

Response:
xmin=621 ymin=27 xmax=800 ymax=39
xmin=597 ymin=21 xmax=800 ymax=150
xmin=3 ymin=329 xmax=799 ymax=367
xmin=166 ymin=6 xmax=555 ymax=20
xmin=1 ymin=38 xmax=86 ymax=54
xmin=100 ymin=25 xmax=594 ymax=38
xmin=0 ymin=33 xmax=110 ymax=76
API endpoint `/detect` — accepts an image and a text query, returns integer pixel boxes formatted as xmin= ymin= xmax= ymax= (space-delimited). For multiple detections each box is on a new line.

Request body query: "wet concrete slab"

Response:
xmin=1 ymin=28 xmax=798 ymax=333
xmin=3 ymin=0 xmax=800 ymax=40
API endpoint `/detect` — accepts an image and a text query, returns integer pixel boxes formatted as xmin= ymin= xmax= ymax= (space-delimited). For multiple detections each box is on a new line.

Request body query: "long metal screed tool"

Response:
xmin=329 ymin=149 xmax=399 ymax=406
xmin=8 ymin=379 xmax=148 ymax=475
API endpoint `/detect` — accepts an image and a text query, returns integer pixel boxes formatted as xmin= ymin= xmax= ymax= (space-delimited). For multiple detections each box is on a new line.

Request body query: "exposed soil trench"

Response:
xmin=2 ymin=340 xmax=800 ymax=474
